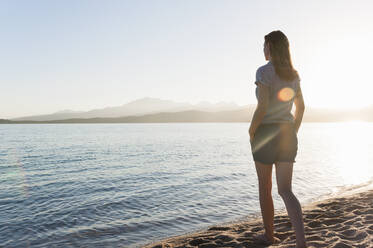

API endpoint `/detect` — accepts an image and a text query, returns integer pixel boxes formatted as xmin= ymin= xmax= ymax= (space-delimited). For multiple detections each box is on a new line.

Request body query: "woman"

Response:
xmin=249 ymin=30 xmax=306 ymax=247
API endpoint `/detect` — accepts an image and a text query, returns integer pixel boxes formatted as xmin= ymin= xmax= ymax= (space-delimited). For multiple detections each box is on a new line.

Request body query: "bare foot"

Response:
xmin=254 ymin=233 xmax=281 ymax=245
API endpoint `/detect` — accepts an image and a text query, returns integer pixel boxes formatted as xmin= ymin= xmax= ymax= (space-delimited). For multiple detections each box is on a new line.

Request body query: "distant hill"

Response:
xmin=10 ymin=97 xmax=240 ymax=121
xmin=1 ymin=105 xmax=372 ymax=124
xmin=1 ymin=109 xmax=251 ymax=124
xmin=0 ymin=119 xmax=13 ymax=124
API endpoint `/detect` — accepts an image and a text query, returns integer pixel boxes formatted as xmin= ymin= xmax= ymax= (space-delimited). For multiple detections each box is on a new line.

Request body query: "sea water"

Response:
xmin=1 ymin=122 xmax=373 ymax=247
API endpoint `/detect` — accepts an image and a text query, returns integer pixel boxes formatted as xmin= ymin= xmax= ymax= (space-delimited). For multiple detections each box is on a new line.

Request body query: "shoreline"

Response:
xmin=142 ymin=185 xmax=373 ymax=248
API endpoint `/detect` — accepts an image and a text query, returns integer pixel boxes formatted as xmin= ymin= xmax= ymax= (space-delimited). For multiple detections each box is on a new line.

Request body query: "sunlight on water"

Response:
xmin=333 ymin=121 xmax=373 ymax=185
xmin=295 ymin=122 xmax=373 ymax=196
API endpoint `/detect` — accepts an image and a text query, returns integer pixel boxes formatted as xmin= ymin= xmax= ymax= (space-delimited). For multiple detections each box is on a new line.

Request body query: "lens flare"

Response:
xmin=277 ymin=87 xmax=295 ymax=102
xmin=251 ymin=128 xmax=280 ymax=153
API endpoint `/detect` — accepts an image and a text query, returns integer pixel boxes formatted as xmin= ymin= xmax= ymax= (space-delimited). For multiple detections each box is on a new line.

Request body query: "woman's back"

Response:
xmin=255 ymin=61 xmax=300 ymax=124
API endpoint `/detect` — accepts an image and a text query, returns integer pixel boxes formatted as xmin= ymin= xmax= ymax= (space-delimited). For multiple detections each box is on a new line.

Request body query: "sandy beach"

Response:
xmin=142 ymin=188 xmax=373 ymax=248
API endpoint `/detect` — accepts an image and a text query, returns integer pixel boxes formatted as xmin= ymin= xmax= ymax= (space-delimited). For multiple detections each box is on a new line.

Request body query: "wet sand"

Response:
xmin=142 ymin=189 xmax=373 ymax=247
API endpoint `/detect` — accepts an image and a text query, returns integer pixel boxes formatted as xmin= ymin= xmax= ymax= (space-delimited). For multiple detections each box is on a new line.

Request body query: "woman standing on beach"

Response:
xmin=249 ymin=30 xmax=306 ymax=247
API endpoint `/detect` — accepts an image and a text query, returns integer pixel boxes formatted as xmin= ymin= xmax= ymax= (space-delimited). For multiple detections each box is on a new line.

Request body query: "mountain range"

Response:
xmin=9 ymin=97 xmax=241 ymax=121
xmin=1 ymin=97 xmax=372 ymax=123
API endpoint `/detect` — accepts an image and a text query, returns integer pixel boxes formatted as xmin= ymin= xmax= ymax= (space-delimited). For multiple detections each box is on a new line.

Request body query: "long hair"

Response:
xmin=264 ymin=30 xmax=299 ymax=81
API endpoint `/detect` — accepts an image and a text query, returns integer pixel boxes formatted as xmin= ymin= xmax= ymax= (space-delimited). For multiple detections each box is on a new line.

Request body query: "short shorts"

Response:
xmin=250 ymin=122 xmax=298 ymax=164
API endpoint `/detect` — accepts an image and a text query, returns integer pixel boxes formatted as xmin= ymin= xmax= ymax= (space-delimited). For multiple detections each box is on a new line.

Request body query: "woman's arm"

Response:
xmin=293 ymin=86 xmax=305 ymax=133
xmin=249 ymin=83 xmax=270 ymax=141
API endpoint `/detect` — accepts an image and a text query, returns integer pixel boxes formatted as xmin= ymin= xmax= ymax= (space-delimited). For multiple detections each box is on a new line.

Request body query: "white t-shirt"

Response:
xmin=254 ymin=61 xmax=300 ymax=124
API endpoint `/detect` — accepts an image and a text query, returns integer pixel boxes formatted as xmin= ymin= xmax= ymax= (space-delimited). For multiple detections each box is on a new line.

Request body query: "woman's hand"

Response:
xmin=249 ymin=127 xmax=256 ymax=142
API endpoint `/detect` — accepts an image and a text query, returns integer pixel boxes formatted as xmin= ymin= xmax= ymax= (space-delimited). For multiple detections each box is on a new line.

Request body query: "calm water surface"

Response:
xmin=1 ymin=122 xmax=373 ymax=247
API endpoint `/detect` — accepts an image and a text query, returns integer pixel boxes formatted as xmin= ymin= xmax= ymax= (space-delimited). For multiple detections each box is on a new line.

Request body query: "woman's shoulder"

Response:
xmin=255 ymin=61 xmax=275 ymax=85
xmin=256 ymin=61 xmax=273 ymax=73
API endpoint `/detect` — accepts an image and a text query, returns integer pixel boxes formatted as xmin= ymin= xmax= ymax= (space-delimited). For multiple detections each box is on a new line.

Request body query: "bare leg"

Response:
xmin=275 ymin=162 xmax=306 ymax=248
xmin=254 ymin=161 xmax=275 ymax=242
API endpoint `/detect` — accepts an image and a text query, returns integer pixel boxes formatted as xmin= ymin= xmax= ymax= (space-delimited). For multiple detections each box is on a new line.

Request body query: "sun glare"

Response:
xmin=277 ymin=87 xmax=295 ymax=102
xmin=335 ymin=122 xmax=372 ymax=185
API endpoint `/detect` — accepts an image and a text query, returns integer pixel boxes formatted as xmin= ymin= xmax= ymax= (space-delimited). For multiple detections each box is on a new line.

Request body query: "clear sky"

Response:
xmin=1 ymin=0 xmax=373 ymax=118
